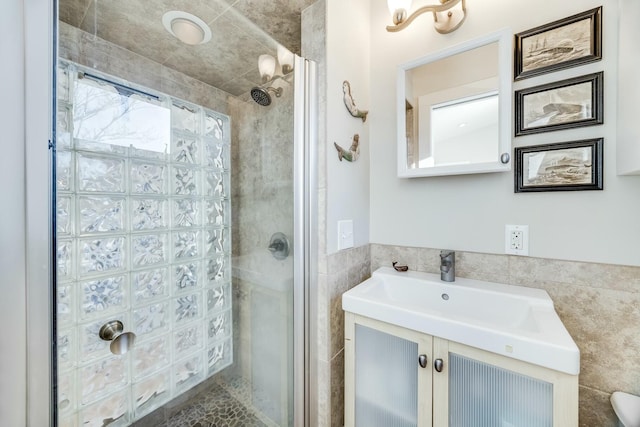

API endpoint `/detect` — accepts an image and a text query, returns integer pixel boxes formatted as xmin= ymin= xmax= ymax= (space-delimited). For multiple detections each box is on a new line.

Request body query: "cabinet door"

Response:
xmin=434 ymin=339 xmax=573 ymax=427
xmin=345 ymin=313 xmax=432 ymax=427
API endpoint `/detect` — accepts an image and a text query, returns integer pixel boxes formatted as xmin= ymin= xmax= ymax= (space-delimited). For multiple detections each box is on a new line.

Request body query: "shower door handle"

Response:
xmin=99 ymin=320 xmax=136 ymax=355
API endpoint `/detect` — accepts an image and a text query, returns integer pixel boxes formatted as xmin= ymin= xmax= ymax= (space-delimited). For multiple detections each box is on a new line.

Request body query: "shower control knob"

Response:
xmin=418 ymin=354 xmax=428 ymax=368
xmin=268 ymin=232 xmax=290 ymax=260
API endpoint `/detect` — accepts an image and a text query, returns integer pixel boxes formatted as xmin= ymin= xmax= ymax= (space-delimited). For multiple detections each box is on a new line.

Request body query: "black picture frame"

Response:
xmin=514 ymin=138 xmax=603 ymax=193
xmin=514 ymin=6 xmax=602 ymax=80
xmin=515 ymin=72 xmax=603 ymax=137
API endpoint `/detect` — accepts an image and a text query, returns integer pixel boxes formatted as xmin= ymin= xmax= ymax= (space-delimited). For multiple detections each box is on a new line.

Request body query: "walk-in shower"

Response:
xmin=53 ymin=1 xmax=315 ymax=426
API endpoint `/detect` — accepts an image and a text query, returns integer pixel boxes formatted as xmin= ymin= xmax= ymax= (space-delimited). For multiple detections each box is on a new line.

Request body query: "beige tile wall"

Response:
xmin=228 ymin=92 xmax=295 ymax=258
xmin=321 ymin=245 xmax=371 ymax=427
xmin=226 ymin=86 xmax=295 ymax=395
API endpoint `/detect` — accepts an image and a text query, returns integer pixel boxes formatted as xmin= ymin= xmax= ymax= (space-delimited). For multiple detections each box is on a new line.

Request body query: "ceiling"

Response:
xmin=59 ymin=0 xmax=316 ymax=96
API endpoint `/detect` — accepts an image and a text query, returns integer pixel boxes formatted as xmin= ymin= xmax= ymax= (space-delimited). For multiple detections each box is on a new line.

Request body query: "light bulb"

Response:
xmin=171 ymin=18 xmax=205 ymax=45
xmin=277 ymin=45 xmax=294 ymax=74
xmin=387 ymin=0 xmax=412 ymax=24
xmin=258 ymin=54 xmax=276 ymax=83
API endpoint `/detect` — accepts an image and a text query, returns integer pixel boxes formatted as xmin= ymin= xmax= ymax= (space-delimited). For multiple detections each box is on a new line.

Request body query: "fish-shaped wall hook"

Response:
xmin=392 ymin=261 xmax=409 ymax=272
xmin=334 ymin=134 xmax=360 ymax=162
xmin=343 ymin=80 xmax=368 ymax=122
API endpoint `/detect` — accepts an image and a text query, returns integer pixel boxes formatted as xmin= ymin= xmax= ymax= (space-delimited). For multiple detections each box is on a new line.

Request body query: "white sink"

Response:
xmin=342 ymin=267 xmax=580 ymax=375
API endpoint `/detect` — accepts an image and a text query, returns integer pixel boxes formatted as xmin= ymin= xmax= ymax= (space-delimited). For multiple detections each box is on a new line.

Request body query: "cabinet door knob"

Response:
xmin=434 ymin=358 xmax=444 ymax=372
xmin=418 ymin=354 xmax=428 ymax=368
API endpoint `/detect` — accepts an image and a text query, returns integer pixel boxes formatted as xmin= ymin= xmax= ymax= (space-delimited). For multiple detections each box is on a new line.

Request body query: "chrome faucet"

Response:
xmin=439 ymin=250 xmax=455 ymax=282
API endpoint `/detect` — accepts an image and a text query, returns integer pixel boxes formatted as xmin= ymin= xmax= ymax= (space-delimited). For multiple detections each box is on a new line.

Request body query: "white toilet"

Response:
xmin=611 ymin=391 xmax=640 ymax=427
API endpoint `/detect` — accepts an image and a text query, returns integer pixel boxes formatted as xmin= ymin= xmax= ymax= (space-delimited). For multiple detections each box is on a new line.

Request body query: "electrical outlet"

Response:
xmin=511 ymin=230 xmax=523 ymax=250
xmin=505 ymin=225 xmax=529 ymax=256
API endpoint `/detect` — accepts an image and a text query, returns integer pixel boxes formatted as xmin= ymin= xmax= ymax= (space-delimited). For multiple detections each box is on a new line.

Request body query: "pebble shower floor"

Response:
xmin=55 ymin=61 xmax=233 ymax=427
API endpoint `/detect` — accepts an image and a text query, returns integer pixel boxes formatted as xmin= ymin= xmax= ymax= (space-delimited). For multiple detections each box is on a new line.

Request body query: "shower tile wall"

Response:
xmin=224 ymin=79 xmax=296 ymax=426
xmin=56 ymin=62 xmax=233 ymax=426
xmin=58 ymin=22 xmax=230 ymax=115
xmin=228 ymin=91 xmax=295 ymax=257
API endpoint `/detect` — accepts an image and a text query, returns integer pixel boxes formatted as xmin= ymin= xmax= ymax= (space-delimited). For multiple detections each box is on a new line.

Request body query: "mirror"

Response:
xmin=397 ymin=29 xmax=512 ymax=177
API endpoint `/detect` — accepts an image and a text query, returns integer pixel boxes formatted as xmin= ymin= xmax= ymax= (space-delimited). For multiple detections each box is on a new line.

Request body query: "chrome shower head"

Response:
xmin=250 ymin=86 xmax=283 ymax=106
xmin=251 ymin=87 xmax=271 ymax=106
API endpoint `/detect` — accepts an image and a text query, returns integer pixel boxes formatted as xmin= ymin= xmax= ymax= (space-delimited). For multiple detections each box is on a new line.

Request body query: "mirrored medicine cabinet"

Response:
xmin=397 ymin=29 xmax=512 ymax=178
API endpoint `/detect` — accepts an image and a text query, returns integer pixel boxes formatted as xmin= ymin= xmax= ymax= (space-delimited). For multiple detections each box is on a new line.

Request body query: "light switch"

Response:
xmin=338 ymin=220 xmax=354 ymax=250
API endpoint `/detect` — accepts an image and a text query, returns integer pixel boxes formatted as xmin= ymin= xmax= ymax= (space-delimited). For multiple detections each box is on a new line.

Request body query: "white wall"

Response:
xmin=617 ymin=0 xmax=640 ymax=174
xmin=369 ymin=0 xmax=640 ymax=266
xmin=326 ymin=0 xmax=371 ymax=254
xmin=0 ymin=0 xmax=27 ymax=424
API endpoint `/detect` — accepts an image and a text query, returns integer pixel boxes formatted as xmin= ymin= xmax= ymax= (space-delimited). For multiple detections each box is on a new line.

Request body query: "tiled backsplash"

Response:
xmin=321 ymin=243 xmax=640 ymax=427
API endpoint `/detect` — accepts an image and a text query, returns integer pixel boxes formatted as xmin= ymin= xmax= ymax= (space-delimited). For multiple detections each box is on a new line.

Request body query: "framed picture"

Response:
xmin=514 ymin=138 xmax=603 ymax=193
xmin=515 ymin=72 xmax=603 ymax=136
xmin=514 ymin=6 xmax=602 ymax=80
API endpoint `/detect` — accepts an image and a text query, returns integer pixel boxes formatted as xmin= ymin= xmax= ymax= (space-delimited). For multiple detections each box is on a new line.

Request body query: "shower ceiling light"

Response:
xmin=386 ymin=0 xmax=467 ymax=34
xmin=162 ymin=11 xmax=212 ymax=45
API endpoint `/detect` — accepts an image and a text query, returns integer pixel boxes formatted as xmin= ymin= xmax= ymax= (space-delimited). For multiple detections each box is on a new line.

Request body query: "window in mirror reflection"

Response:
xmin=403 ymin=40 xmax=503 ymax=172
xmin=426 ymin=92 xmax=498 ymax=167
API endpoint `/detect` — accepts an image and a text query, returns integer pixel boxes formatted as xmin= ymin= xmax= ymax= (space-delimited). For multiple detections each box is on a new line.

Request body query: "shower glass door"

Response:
xmin=54 ymin=1 xmax=308 ymax=425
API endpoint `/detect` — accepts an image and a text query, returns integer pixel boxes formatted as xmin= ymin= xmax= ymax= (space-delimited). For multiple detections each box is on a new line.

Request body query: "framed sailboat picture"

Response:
xmin=515 ymin=72 xmax=603 ymax=136
xmin=514 ymin=7 xmax=602 ymax=80
xmin=514 ymin=138 xmax=603 ymax=193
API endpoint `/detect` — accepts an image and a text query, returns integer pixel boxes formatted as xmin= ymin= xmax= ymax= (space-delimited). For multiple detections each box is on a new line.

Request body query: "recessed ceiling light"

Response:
xmin=162 ymin=11 xmax=212 ymax=45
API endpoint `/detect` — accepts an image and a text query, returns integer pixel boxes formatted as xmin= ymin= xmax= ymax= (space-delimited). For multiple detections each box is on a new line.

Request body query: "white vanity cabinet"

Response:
xmin=344 ymin=313 xmax=433 ymax=426
xmin=344 ymin=313 xmax=578 ymax=427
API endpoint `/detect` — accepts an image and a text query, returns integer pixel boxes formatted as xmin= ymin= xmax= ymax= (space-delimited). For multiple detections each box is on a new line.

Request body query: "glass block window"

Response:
xmin=55 ymin=61 xmax=232 ymax=425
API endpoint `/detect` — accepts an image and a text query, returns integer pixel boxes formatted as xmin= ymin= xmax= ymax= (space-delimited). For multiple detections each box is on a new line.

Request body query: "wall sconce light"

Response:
xmin=386 ymin=0 xmax=467 ymax=34
xmin=253 ymin=46 xmax=295 ymax=105
xmin=258 ymin=45 xmax=293 ymax=84
xmin=258 ymin=46 xmax=295 ymax=84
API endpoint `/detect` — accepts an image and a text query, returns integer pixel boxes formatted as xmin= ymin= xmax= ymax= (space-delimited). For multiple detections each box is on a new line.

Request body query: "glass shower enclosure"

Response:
xmin=53 ymin=2 xmax=314 ymax=426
